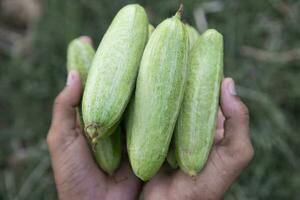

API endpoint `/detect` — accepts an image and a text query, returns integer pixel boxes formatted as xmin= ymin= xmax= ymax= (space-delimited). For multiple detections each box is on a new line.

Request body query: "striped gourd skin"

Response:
xmin=82 ymin=4 xmax=148 ymax=139
xmin=67 ymin=37 xmax=95 ymax=127
xmin=124 ymin=93 xmax=135 ymax=154
xmin=186 ymin=24 xmax=200 ymax=50
xmin=94 ymin=127 xmax=121 ymax=175
xmin=165 ymin=25 xmax=198 ymax=170
xmin=67 ymin=37 xmax=95 ymax=86
xmin=175 ymin=29 xmax=223 ymax=176
xmin=148 ymin=24 xmax=155 ymax=39
xmin=124 ymin=24 xmax=154 ymax=154
xmin=128 ymin=15 xmax=188 ymax=181
xmin=67 ymin=37 xmax=121 ymax=174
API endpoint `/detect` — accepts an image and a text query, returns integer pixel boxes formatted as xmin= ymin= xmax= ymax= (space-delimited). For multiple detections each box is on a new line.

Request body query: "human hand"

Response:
xmin=47 ymin=71 xmax=141 ymax=200
xmin=143 ymin=78 xmax=254 ymax=200
xmin=47 ymin=70 xmax=253 ymax=200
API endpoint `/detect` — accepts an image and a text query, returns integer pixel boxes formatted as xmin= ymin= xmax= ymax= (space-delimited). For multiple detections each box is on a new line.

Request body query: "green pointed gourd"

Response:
xmin=67 ymin=36 xmax=95 ymax=127
xmin=166 ymin=24 xmax=199 ymax=170
xmin=82 ymin=4 xmax=149 ymax=145
xmin=148 ymin=24 xmax=155 ymax=38
xmin=128 ymin=7 xmax=189 ymax=181
xmin=186 ymin=24 xmax=200 ymax=50
xmin=67 ymin=36 xmax=95 ymax=87
xmin=124 ymin=24 xmax=155 ymax=155
xmin=175 ymin=29 xmax=223 ymax=176
xmin=124 ymin=94 xmax=135 ymax=155
xmin=94 ymin=127 xmax=121 ymax=175
xmin=67 ymin=36 xmax=121 ymax=175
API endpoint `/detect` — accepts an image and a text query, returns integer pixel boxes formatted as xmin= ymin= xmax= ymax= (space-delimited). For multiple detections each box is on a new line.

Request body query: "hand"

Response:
xmin=47 ymin=71 xmax=141 ymax=200
xmin=143 ymin=78 xmax=254 ymax=200
xmin=47 ymin=71 xmax=253 ymax=200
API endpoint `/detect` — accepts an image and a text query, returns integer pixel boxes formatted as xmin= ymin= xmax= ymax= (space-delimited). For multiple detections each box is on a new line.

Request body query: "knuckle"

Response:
xmin=237 ymin=103 xmax=249 ymax=120
xmin=54 ymin=94 xmax=64 ymax=107
xmin=53 ymin=93 xmax=69 ymax=114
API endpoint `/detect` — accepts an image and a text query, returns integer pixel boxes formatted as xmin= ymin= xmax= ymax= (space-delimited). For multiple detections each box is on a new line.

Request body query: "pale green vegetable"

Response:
xmin=67 ymin=36 xmax=95 ymax=127
xmin=67 ymin=36 xmax=95 ymax=86
xmin=124 ymin=94 xmax=135 ymax=154
xmin=128 ymin=9 xmax=189 ymax=181
xmin=166 ymin=24 xmax=199 ymax=170
xmin=175 ymin=29 xmax=223 ymax=176
xmin=82 ymin=4 xmax=149 ymax=144
xmin=67 ymin=36 xmax=121 ymax=175
xmin=124 ymin=24 xmax=154 ymax=154
xmin=94 ymin=127 xmax=121 ymax=175
xmin=148 ymin=24 xmax=155 ymax=38
xmin=186 ymin=24 xmax=200 ymax=50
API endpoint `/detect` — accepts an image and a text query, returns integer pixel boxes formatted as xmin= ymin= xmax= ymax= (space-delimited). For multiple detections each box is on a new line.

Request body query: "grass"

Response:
xmin=0 ymin=0 xmax=299 ymax=199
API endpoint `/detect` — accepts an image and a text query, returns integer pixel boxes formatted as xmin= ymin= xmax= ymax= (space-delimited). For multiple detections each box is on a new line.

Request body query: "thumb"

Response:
xmin=51 ymin=70 xmax=82 ymax=131
xmin=220 ymin=78 xmax=251 ymax=147
xmin=47 ymin=70 xmax=108 ymax=187
xmin=218 ymin=78 xmax=254 ymax=168
xmin=47 ymin=70 xmax=83 ymax=155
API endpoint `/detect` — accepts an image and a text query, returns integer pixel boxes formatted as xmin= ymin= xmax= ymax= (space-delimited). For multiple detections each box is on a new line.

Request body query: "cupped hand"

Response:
xmin=143 ymin=78 xmax=254 ymax=200
xmin=47 ymin=67 xmax=253 ymax=200
xmin=47 ymin=70 xmax=141 ymax=200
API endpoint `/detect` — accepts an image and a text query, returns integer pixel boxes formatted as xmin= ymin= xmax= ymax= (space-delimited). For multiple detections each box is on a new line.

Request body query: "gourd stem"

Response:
xmin=175 ymin=4 xmax=184 ymax=19
xmin=86 ymin=124 xmax=98 ymax=140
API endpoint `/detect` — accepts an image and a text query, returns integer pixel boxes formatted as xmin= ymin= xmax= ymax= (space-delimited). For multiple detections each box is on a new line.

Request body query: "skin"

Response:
xmin=47 ymin=70 xmax=253 ymax=200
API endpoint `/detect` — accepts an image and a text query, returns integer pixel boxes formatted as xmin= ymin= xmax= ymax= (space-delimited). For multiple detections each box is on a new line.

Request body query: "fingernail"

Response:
xmin=228 ymin=79 xmax=237 ymax=95
xmin=67 ymin=70 xmax=76 ymax=86
xmin=80 ymin=36 xmax=92 ymax=45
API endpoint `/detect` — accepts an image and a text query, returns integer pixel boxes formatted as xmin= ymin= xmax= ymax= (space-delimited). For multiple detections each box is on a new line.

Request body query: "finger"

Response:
xmin=51 ymin=70 xmax=82 ymax=132
xmin=219 ymin=78 xmax=250 ymax=146
xmin=214 ymin=129 xmax=224 ymax=144
xmin=76 ymin=112 xmax=81 ymax=129
xmin=79 ymin=35 xmax=93 ymax=46
xmin=214 ymin=108 xmax=225 ymax=144
xmin=216 ymin=108 xmax=225 ymax=130
xmin=48 ymin=70 xmax=83 ymax=154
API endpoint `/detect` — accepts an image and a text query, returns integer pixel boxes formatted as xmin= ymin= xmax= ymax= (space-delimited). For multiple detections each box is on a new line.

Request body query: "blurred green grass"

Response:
xmin=0 ymin=0 xmax=299 ymax=199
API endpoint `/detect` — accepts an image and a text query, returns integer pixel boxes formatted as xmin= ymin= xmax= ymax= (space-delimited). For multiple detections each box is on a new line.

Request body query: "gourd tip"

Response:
xmin=175 ymin=4 xmax=184 ymax=19
xmin=86 ymin=124 xmax=98 ymax=140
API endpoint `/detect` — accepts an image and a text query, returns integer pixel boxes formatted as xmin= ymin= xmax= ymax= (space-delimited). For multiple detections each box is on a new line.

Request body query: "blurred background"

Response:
xmin=0 ymin=0 xmax=299 ymax=199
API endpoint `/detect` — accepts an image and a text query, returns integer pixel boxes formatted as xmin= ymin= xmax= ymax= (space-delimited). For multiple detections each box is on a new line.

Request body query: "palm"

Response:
xmin=143 ymin=100 xmax=252 ymax=200
xmin=142 ymin=110 xmax=224 ymax=200
xmin=143 ymin=148 xmax=238 ymax=200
